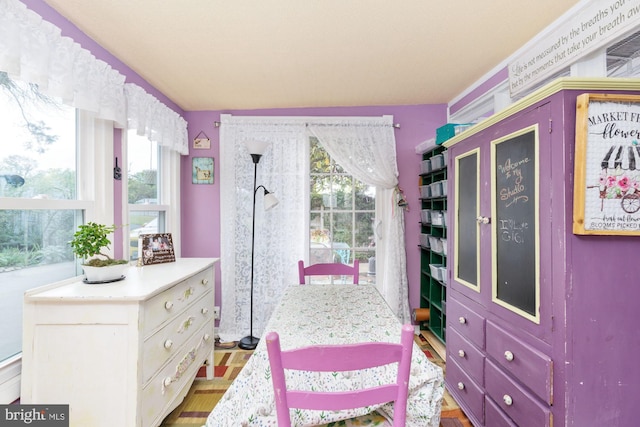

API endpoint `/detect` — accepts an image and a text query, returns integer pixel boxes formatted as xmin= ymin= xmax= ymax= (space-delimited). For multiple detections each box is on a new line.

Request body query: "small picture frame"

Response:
xmin=138 ymin=233 xmax=176 ymax=266
xmin=193 ymin=130 xmax=211 ymax=149
xmin=192 ymin=157 xmax=214 ymax=184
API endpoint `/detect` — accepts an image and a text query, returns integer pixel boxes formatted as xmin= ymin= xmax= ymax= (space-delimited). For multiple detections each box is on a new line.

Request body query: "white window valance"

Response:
xmin=125 ymin=83 xmax=189 ymax=155
xmin=0 ymin=0 xmax=188 ymax=154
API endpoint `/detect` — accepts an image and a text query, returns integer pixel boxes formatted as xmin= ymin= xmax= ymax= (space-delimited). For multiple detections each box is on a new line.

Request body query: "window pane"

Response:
xmin=0 ymin=75 xmax=76 ymax=199
xmin=0 ymin=209 xmax=80 ymax=361
xmin=127 ymin=131 xmax=158 ymax=205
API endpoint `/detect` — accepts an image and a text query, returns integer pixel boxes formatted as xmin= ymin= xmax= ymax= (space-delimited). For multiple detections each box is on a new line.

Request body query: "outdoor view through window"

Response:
xmin=309 ymin=138 xmax=376 ymax=283
xmin=0 ymin=72 xmax=79 ymax=363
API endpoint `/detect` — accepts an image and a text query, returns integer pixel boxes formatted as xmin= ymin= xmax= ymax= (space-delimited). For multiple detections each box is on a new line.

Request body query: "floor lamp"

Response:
xmin=238 ymin=140 xmax=279 ymax=350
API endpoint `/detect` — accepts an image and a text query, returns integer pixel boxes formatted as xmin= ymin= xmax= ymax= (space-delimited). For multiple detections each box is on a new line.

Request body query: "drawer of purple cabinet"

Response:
xmin=485 ymin=395 xmax=518 ymax=427
xmin=447 ymin=297 xmax=485 ymax=349
xmin=445 ymin=358 xmax=484 ymax=425
xmin=486 ymin=320 xmax=552 ymax=404
xmin=485 ymin=359 xmax=551 ymax=427
xmin=447 ymin=327 xmax=484 ymax=386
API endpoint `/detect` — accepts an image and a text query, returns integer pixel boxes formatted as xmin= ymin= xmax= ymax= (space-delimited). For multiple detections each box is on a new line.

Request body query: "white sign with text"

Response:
xmin=509 ymin=0 xmax=640 ymax=96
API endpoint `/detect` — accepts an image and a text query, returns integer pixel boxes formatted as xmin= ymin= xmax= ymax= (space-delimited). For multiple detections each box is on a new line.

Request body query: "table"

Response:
xmin=206 ymin=284 xmax=444 ymax=426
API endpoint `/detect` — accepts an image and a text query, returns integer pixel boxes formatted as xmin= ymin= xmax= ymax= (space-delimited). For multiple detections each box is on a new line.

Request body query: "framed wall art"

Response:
xmin=138 ymin=233 xmax=176 ymax=265
xmin=192 ymin=157 xmax=214 ymax=184
xmin=573 ymin=93 xmax=640 ymax=235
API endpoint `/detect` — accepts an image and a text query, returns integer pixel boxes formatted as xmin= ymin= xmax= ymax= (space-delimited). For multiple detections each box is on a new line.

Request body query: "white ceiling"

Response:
xmin=43 ymin=0 xmax=582 ymax=111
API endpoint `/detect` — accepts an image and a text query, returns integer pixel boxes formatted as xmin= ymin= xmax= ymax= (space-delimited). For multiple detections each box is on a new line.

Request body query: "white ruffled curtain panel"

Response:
xmin=308 ymin=116 xmax=411 ymax=324
xmin=0 ymin=0 xmax=188 ymax=154
xmin=218 ymin=115 xmax=410 ymax=342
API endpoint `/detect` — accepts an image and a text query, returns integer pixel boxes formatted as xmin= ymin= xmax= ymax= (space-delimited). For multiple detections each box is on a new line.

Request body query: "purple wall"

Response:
xmin=182 ymin=105 xmax=447 ymax=314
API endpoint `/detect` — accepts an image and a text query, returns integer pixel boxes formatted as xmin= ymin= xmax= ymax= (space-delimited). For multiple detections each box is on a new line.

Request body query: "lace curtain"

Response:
xmin=218 ymin=115 xmax=410 ymax=341
xmin=308 ymin=116 xmax=410 ymax=323
xmin=0 ymin=0 xmax=187 ymax=154
xmin=218 ymin=115 xmax=308 ymax=342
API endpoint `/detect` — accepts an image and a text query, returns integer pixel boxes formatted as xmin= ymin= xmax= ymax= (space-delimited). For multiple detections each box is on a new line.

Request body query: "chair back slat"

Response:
xmin=298 ymin=259 xmax=360 ymax=284
xmin=266 ymin=324 xmax=414 ymax=427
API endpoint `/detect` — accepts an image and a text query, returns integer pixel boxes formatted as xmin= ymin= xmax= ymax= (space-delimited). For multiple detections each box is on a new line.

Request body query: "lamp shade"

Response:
xmin=245 ymin=140 xmax=270 ymax=156
xmin=263 ymin=192 xmax=279 ymax=211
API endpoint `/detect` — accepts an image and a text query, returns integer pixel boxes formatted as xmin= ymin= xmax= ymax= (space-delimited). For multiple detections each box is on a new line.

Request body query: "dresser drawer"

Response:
xmin=447 ymin=297 xmax=485 ymax=349
xmin=486 ymin=320 xmax=552 ymax=404
xmin=485 ymin=359 xmax=551 ymax=427
xmin=142 ymin=290 xmax=214 ymax=384
xmin=141 ymin=323 xmax=214 ymax=427
xmin=447 ymin=327 xmax=484 ymax=386
xmin=142 ymin=267 xmax=213 ymax=335
xmin=446 ymin=358 xmax=484 ymax=425
xmin=485 ymin=395 xmax=518 ymax=427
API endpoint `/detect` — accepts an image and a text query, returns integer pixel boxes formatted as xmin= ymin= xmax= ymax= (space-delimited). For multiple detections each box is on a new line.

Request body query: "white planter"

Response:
xmin=82 ymin=263 xmax=128 ymax=283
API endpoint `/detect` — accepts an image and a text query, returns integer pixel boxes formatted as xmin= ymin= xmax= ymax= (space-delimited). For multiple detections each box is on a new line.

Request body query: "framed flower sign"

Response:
xmin=573 ymin=93 xmax=640 ymax=235
xmin=192 ymin=157 xmax=214 ymax=184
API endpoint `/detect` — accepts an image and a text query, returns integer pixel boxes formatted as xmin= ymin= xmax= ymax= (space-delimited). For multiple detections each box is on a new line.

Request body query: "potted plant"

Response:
xmin=69 ymin=222 xmax=129 ymax=283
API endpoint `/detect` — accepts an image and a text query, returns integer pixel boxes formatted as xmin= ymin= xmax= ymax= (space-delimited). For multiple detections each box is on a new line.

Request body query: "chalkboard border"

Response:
xmin=490 ymin=125 xmax=541 ymax=324
xmin=454 ymin=148 xmax=481 ymax=292
xmin=573 ymin=93 xmax=640 ymax=236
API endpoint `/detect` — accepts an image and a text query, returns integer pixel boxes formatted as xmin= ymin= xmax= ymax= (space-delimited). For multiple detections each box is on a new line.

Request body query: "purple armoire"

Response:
xmin=443 ymin=78 xmax=640 ymax=427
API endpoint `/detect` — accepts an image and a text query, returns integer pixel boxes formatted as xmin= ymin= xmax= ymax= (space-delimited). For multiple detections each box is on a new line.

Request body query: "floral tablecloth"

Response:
xmin=205 ymin=284 xmax=444 ymax=426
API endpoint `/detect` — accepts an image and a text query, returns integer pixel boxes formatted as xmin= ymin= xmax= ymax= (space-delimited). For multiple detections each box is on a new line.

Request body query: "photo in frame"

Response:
xmin=192 ymin=157 xmax=214 ymax=184
xmin=138 ymin=233 xmax=176 ymax=265
xmin=573 ymin=93 xmax=640 ymax=235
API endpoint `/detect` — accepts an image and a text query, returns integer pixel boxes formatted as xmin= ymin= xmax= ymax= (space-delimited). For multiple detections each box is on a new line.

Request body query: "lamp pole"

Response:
xmin=238 ymin=142 xmax=278 ymax=350
xmin=238 ymin=160 xmax=261 ymax=350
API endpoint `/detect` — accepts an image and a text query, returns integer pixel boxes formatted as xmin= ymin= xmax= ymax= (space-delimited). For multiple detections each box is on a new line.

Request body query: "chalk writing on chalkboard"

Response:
xmin=492 ymin=125 xmax=538 ymax=321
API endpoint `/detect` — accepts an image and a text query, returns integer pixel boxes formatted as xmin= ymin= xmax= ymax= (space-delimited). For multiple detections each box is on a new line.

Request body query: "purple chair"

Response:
xmin=265 ymin=323 xmax=414 ymax=427
xmin=298 ymin=259 xmax=360 ymax=284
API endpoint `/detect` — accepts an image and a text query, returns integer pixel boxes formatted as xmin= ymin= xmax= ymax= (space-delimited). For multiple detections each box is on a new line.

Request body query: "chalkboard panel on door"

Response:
xmin=491 ymin=125 xmax=539 ymax=323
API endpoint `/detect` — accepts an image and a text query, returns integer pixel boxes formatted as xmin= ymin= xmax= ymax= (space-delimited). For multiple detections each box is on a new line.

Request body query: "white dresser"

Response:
xmin=20 ymin=257 xmax=218 ymax=427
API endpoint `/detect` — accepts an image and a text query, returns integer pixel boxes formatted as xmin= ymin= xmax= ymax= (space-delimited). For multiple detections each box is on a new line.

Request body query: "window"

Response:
xmin=127 ymin=131 xmax=161 ymax=260
xmin=0 ymin=74 xmax=82 ymax=364
xmin=309 ymin=138 xmax=376 ymax=283
xmin=125 ymin=130 xmax=177 ymax=261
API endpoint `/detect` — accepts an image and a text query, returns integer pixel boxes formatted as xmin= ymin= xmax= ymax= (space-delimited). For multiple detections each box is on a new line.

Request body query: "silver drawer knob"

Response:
xmin=504 ymin=350 xmax=514 ymax=361
xmin=201 ymin=278 xmax=209 ymax=285
xmin=458 ymin=316 xmax=466 ymax=324
xmin=164 ymin=300 xmax=174 ymax=310
xmin=201 ymin=307 xmax=209 ymax=315
xmin=458 ymin=350 xmax=465 ymax=358
xmin=503 ymin=394 xmax=513 ymax=406
xmin=164 ymin=339 xmax=173 ymax=349
xmin=457 ymin=382 xmax=465 ymax=390
xmin=163 ymin=377 xmax=172 ymax=387
xmin=204 ymin=333 xmax=211 ymax=341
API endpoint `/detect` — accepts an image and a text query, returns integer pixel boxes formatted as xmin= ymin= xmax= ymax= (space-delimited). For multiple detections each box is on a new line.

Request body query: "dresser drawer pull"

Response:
xmin=457 ymin=382 xmax=465 ymax=390
xmin=503 ymin=394 xmax=513 ymax=406
xmin=204 ymin=333 xmax=211 ymax=341
xmin=458 ymin=349 xmax=466 ymax=358
xmin=201 ymin=278 xmax=209 ymax=285
xmin=164 ymin=339 xmax=173 ymax=349
xmin=458 ymin=316 xmax=467 ymax=324
xmin=201 ymin=307 xmax=209 ymax=315
xmin=504 ymin=350 xmax=514 ymax=361
xmin=164 ymin=300 xmax=174 ymax=310
xmin=163 ymin=377 xmax=172 ymax=387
